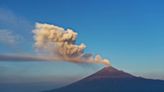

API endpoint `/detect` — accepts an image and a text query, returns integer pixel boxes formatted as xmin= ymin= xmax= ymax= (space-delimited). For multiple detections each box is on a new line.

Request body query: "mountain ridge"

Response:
xmin=44 ymin=66 xmax=164 ymax=92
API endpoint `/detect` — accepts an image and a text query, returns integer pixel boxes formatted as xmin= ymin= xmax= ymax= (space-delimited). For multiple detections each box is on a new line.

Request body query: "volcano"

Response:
xmin=44 ymin=66 xmax=164 ymax=92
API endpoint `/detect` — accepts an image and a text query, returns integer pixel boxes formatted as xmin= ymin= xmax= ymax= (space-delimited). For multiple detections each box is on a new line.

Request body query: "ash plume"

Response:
xmin=0 ymin=23 xmax=110 ymax=65
xmin=33 ymin=23 xmax=110 ymax=65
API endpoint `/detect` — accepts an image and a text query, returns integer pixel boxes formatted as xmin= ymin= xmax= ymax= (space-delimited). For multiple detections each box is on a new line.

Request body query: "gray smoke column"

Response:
xmin=0 ymin=54 xmax=60 ymax=61
xmin=33 ymin=23 xmax=110 ymax=65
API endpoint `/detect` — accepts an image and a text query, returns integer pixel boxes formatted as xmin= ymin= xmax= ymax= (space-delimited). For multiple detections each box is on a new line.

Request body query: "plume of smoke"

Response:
xmin=0 ymin=54 xmax=62 ymax=62
xmin=0 ymin=23 xmax=110 ymax=65
xmin=33 ymin=23 xmax=110 ymax=65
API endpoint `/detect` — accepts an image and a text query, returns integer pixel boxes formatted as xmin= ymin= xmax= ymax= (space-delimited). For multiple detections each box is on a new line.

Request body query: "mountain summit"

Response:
xmin=84 ymin=66 xmax=134 ymax=80
xmin=45 ymin=66 xmax=164 ymax=92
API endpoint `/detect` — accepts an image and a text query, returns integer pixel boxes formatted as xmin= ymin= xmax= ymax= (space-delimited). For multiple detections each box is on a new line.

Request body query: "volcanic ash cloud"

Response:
xmin=33 ymin=23 xmax=110 ymax=65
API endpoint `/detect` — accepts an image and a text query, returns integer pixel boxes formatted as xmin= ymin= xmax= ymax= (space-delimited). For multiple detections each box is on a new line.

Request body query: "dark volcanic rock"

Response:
xmin=44 ymin=66 xmax=164 ymax=92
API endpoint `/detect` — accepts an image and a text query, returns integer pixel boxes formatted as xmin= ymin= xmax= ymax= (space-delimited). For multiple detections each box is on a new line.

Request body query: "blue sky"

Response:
xmin=0 ymin=0 xmax=164 ymax=87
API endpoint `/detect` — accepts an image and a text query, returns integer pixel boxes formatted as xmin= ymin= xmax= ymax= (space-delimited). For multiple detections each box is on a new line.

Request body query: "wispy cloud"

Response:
xmin=0 ymin=8 xmax=33 ymax=45
xmin=0 ymin=8 xmax=32 ymax=29
xmin=0 ymin=29 xmax=22 ymax=45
